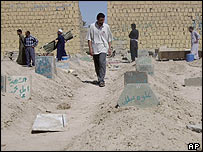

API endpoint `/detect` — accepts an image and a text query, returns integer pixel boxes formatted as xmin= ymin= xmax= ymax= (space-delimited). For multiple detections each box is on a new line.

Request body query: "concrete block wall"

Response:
xmin=1 ymin=1 xmax=83 ymax=56
xmin=107 ymin=1 xmax=202 ymax=51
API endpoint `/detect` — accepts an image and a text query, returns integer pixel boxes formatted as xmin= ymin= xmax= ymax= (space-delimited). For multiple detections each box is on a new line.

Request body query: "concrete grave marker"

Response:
xmin=6 ymin=75 xmax=31 ymax=99
xmin=136 ymin=56 xmax=152 ymax=65
xmin=138 ymin=50 xmax=149 ymax=58
xmin=136 ymin=64 xmax=154 ymax=75
xmin=1 ymin=75 xmax=6 ymax=92
xmin=124 ymin=71 xmax=148 ymax=85
xmin=56 ymin=61 xmax=69 ymax=71
xmin=118 ymin=83 xmax=159 ymax=108
xmin=32 ymin=114 xmax=67 ymax=133
xmin=80 ymin=56 xmax=92 ymax=62
xmin=35 ymin=56 xmax=56 ymax=79
xmin=184 ymin=77 xmax=202 ymax=86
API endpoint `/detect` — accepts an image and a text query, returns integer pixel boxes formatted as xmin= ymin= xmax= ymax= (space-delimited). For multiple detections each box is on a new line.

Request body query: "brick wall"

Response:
xmin=107 ymin=1 xmax=202 ymax=51
xmin=1 ymin=1 xmax=83 ymax=56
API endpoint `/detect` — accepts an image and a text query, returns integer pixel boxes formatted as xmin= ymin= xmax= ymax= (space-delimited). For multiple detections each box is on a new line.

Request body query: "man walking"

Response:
xmin=16 ymin=29 xmax=26 ymax=65
xmin=188 ymin=26 xmax=201 ymax=60
xmin=24 ymin=31 xmax=38 ymax=67
xmin=55 ymin=29 xmax=67 ymax=61
xmin=86 ymin=13 xmax=113 ymax=87
xmin=129 ymin=23 xmax=139 ymax=62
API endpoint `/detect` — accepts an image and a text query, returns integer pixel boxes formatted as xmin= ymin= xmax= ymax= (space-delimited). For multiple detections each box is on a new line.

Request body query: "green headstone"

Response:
xmin=118 ymin=84 xmax=160 ymax=108
xmin=136 ymin=64 xmax=154 ymax=75
xmin=124 ymin=71 xmax=148 ymax=85
xmin=80 ymin=56 xmax=92 ymax=62
xmin=35 ymin=56 xmax=56 ymax=79
xmin=138 ymin=50 xmax=149 ymax=58
xmin=136 ymin=56 xmax=152 ymax=65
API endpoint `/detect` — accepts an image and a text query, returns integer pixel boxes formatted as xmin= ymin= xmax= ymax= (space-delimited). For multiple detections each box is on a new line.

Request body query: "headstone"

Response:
xmin=32 ymin=114 xmax=67 ymax=133
xmin=136 ymin=56 xmax=152 ymax=65
xmin=80 ymin=56 xmax=92 ymax=62
xmin=35 ymin=56 xmax=56 ymax=79
xmin=56 ymin=61 xmax=69 ymax=71
xmin=138 ymin=50 xmax=149 ymax=58
xmin=6 ymin=75 xmax=31 ymax=99
xmin=136 ymin=64 xmax=154 ymax=75
xmin=124 ymin=71 xmax=148 ymax=85
xmin=184 ymin=77 xmax=202 ymax=86
xmin=1 ymin=75 xmax=6 ymax=92
xmin=117 ymin=83 xmax=160 ymax=108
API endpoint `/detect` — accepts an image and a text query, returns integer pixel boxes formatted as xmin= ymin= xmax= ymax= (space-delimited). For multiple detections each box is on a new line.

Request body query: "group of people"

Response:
xmin=16 ymin=12 xmax=200 ymax=88
xmin=86 ymin=13 xmax=201 ymax=87
xmin=16 ymin=29 xmax=67 ymax=67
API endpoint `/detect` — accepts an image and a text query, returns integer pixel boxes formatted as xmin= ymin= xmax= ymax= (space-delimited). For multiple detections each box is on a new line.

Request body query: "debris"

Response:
xmin=186 ymin=124 xmax=202 ymax=133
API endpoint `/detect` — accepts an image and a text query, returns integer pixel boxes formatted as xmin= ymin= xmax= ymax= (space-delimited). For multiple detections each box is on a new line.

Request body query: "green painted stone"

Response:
xmin=80 ymin=56 xmax=92 ymax=62
xmin=35 ymin=56 xmax=56 ymax=79
xmin=124 ymin=71 xmax=148 ymax=85
xmin=118 ymin=83 xmax=160 ymax=108
xmin=136 ymin=56 xmax=152 ymax=65
xmin=136 ymin=64 xmax=154 ymax=75
xmin=138 ymin=50 xmax=149 ymax=57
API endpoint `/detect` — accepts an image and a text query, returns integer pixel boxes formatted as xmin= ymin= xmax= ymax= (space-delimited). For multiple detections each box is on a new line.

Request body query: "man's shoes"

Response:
xmin=27 ymin=65 xmax=32 ymax=67
xmin=99 ymin=82 xmax=105 ymax=87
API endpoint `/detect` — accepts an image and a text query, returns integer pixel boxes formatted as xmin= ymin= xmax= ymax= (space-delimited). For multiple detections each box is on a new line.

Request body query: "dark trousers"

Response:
xmin=25 ymin=47 xmax=35 ymax=66
xmin=130 ymin=40 xmax=138 ymax=61
xmin=93 ymin=53 xmax=107 ymax=83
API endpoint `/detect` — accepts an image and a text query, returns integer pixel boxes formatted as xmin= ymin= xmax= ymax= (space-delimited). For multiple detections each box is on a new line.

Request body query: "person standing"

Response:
xmin=86 ymin=13 xmax=113 ymax=87
xmin=16 ymin=29 xmax=27 ymax=65
xmin=55 ymin=29 xmax=67 ymax=61
xmin=188 ymin=26 xmax=201 ymax=60
xmin=24 ymin=31 xmax=38 ymax=67
xmin=129 ymin=23 xmax=139 ymax=62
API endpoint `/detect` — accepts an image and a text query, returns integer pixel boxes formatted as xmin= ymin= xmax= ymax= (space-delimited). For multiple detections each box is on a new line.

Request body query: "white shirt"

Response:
xmin=86 ymin=22 xmax=113 ymax=55
xmin=191 ymin=30 xmax=200 ymax=44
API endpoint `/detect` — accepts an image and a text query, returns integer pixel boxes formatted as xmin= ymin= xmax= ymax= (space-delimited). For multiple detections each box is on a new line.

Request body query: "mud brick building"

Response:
xmin=1 ymin=1 xmax=83 ymax=56
xmin=107 ymin=1 xmax=202 ymax=51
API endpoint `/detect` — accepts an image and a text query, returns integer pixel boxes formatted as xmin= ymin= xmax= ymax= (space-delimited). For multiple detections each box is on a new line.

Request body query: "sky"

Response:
xmin=79 ymin=1 xmax=107 ymax=27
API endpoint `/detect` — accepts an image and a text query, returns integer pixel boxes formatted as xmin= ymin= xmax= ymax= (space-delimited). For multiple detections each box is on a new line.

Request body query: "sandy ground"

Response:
xmin=1 ymin=53 xmax=202 ymax=151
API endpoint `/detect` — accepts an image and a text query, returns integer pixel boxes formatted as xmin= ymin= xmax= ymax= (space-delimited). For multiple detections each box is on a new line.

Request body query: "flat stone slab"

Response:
xmin=136 ymin=56 xmax=152 ymax=65
xmin=124 ymin=71 xmax=148 ymax=85
xmin=118 ymin=83 xmax=160 ymax=108
xmin=184 ymin=77 xmax=202 ymax=86
xmin=32 ymin=114 xmax=67 ymax=133
xmin=6 ymin=75 xmax=31 ymax=99
xmin=35 ymin=56 xmax=56 ymax=79
xmin=138 ymin=50 xmax=149 ymax=58
xmin=187 ymin=124 xmax=202 ymax=133
xmin=136 ymin=64 xmax=154 ymax=75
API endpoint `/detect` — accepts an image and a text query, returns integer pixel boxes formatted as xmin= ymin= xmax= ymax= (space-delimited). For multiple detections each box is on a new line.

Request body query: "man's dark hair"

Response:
xmin=97 ymin=13 xmax=105 ymax=20
xmin=131 ymin=23 xmax=136 ymax=29
xmin=189 ymin=26 xmax=194 ymax=30
xmin=17 ymin=29 xmax=22 ymax=33
xmin=26 ymin=31 xmax=30 ymax=35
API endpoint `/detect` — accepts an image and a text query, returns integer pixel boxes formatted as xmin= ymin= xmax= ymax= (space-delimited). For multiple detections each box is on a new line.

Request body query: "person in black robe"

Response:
xmin=55 ymin=29 xmax=67 ymax=61
xmin=129 ymin=24 xmax=139 ymax=62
